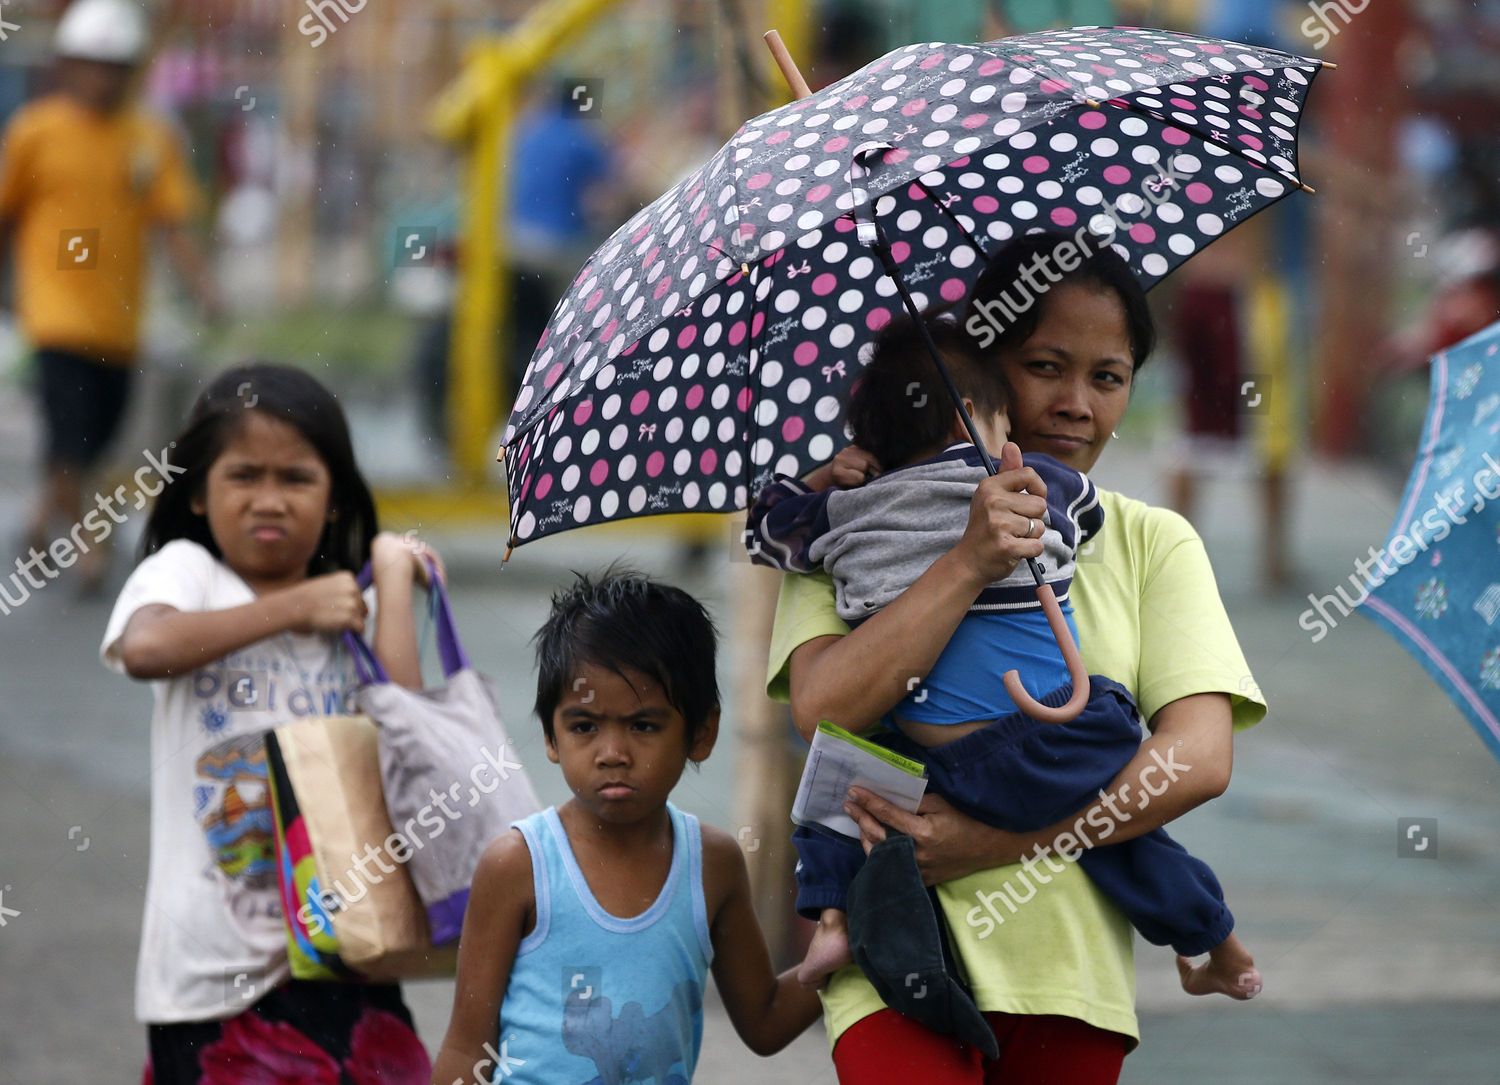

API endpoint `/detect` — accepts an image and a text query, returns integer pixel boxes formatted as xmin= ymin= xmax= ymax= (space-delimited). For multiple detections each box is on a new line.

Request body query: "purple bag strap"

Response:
xmin=344 ymin=557 xmax=469 ymax=686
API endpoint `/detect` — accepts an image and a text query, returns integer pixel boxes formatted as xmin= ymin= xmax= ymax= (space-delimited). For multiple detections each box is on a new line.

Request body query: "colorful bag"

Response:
xmin=345 ymin=562 xmax=541 ymax=945
xmin=266 ymin=715 xmax=456 ymax=982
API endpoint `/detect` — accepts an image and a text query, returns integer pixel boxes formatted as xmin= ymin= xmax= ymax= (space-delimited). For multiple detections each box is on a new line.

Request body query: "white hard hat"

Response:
xmin=54 ymin=0 xmax=150 ymax=64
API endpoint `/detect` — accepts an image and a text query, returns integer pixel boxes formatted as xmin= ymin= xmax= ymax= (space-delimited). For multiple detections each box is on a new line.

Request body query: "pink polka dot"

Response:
xmin=1238 ymin=106 xmax=1263 ymax=120
xmin=631 ymin=223 xmax=651 ymax=244
xmin=1238 ymin=134 xmax=1264 ymax=151
xmin=767 ymin=130 xmax=790 ymax=145
xmin=807 ymin=183 xmax=832 ymax=203
xmin=1039 ymin=78 xmax=1069 ymax=95
xmin=676 ymin=325 xmax=696 ymax=350
xmin=646 ymin=451 xmax=665 ymax=478
xmin=728 ymin=321 xmax=747 ymax=346
xmin=963 ymin=113 xmax=990 ymax=129
xmin=736 ymin=387 xmax=753 ymax=413
xmin=834 ymin=215 xmax=856 ymax=233
xmin=544 ymin=363 xmax=564 ymax=388
xmin=747 ymin=172 xmax=772 ymax=190
xmin=535 ymin=474 xmax=554 ymax=500
xmin=824 ymin=136 xmax=849 ymax=153
xmin=519 ymin=476 xmax=532 ymax=503
xmin=1103 ymin=165 xmax=1132 ymax=185
xmin=1186 ymin=182 xmax=1213 ymax=204
xmin=907 ymin=183 xmax=927 ymax=202
xmin=590 ymin=460 xmax=610 ymax=487
xmin=940 ymin=278 xmax=967 ymax=302
xmin=601 ymin=319 xmax=618 ymax=341
xmin=901 ymin=98 xmax=929 ymax=117
xmin=1163 ymin=127 xmax=1191 ymax=146
xmin=866 ymin=307 xmax=892 ymax=331
xmin=1170 ymin=98 xmax=1197 ymax=111
xmin=890 ymin=241 xmax=911 ymax=263
xmin=654 ymin=277 xmax=672 ymax=300
xmin=919 ymin=53 xmax=943 ymax=69
xmin=685 ymin=384 xmax=704 ymax=410
xmin=1246 ymin=76 xmax=1269 ymax=91
xmin=979 ymin=58 xmax=1005 ymax=76
xmin=699 ymin=448 xmax=718 ymax=474
xmin=844 ymin=94 xmax=868 ymax=109
xmin=1129 ymin=223 xmax=1156 ymax=243
xmin=794 ymin=341 xmax=819 ymax=366
xmin=1024 ymin=155 xmax=1051 ymax=174
xmin=751 ymin=312 xmax=766 ymax=337
xmin=572 ymin=399 xmax=593 ymax=426
xmin=1080 ymin=110 xmax=1107 ymax=130
xmin=812 ymin=273 xmax=838 ymax=296
xmin=621 ymin=340 xmax=639 ymax=357
xmin=781 ymin=417 xmax=805 ymax=443
xmin=882 ymin=148 xmax=909 ymax=165
xmin=974 ymin=195 xmax=1000 ymax=214
xmin=630 ymin=390 xmax=651 ymax=415
xmin=1051 ymin=207 xmax=1078 ymax=227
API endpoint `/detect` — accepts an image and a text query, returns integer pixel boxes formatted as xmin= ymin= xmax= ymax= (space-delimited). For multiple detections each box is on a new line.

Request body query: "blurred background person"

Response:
xmin=0 ymin=0 xmax=219 ymax=592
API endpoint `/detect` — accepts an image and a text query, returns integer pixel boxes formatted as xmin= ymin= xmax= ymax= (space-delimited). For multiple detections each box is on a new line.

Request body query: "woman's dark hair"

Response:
xmin=958 ymin=229 xmax=1156 ymax=369
xmin=533 ymin=567 xmax=720 ymax=747
xmin=140 ymin=363 xmax=378 ymax=575
xmin=847 ymin=316 xmax=1009 ymax=470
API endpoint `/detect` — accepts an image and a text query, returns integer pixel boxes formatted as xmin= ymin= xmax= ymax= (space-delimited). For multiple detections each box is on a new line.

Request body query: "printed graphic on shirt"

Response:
xmin=196 ymin=734 xmax=275 ymax=889
xmin=561 ymin=979 xmax=699 ymax=1085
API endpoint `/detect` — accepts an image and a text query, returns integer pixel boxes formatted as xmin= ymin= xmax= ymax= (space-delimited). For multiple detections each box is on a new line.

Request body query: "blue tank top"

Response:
xmin=498 ymin=803 xmax=713 ymax=1085
xmin=895 ymin=607 xmax=1080 ymax=724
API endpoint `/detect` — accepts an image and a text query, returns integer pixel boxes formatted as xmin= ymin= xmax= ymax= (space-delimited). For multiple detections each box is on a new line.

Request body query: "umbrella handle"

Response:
xmin=764 ymin=30 xmax=813 ymax=99
xmin=1003 ymin=582 xmax=1090 ymax=724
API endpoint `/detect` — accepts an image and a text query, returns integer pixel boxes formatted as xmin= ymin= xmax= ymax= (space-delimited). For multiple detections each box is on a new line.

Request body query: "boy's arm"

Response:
xmin=745 ymin=477 xmax=833 ymax=573
xmin=115 ymin=575 xmax=365 ymax=679
xmin=703 ymin=826 xmax=822 ymax=1056
xmin=432 ymin=831 xmax=532 ymax=1085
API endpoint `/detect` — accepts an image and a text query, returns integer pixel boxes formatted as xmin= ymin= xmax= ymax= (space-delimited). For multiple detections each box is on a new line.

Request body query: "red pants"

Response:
xmin=832 ymin=1008 xmax=1129 ymax=1084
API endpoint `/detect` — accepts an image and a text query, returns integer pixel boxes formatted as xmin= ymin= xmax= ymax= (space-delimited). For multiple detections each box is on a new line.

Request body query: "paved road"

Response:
xmin=2 ymin=390 xmax=1498 ymax=1082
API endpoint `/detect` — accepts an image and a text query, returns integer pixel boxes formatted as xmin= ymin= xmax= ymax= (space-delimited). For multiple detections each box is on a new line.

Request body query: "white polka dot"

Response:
xmin=628 ymin=486 xmax=646 ymax=513
xmin=1196 ymin=213 xmax=1224 ymax=236
xmin=552 ymin=435 xmax=573 ymax=463
xmin=1256 ymin=177 xmax=1286 ymax=198
xmin=1142 ymin=252 xmax=1170 ymax=278
xmin=674 ymin=449 xmax=692 ymax=475
xmin=600 ymin=491 xmax=619 ymax=517
xmin=692 ymin=416 xmax=710 ymax=442
xmin=708 ymin=482 xmax=727 ymax=508
xmin=518 ymin=511 xmax=536 ymax=538
xmin=808 ymin=434 xmax=835 ymax=462
xmin=814 ymin=395 xmax=841 ymax=423
xmin=1120 ymin=117 xmax=1149 ymax=137
xmin=1001 ymin=91 xmax=1028 ymax=113
xmin=581 ymin=428 xmax=600 ymax=455
xmin=788 ymin=377 xmax=812 ymax=404
xmin=561 ymin=464 xmax=581 ymax=491
xmin=751 ymin=438 xmax=773 ymax=465
xmin=618 ymin=454 xmax=637 ymax=482
xmin=572 ymin=495 xmax=592 ymax=523
xmin=1168 ymin=233 xmax=1196 ymax=256
xmin=665 ymin=417 xmax=684 ymax=443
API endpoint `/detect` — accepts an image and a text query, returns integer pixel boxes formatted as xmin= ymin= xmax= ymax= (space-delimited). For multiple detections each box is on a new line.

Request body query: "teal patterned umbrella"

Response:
xmin=1362 ymin=321 xmax=1500 ymax=759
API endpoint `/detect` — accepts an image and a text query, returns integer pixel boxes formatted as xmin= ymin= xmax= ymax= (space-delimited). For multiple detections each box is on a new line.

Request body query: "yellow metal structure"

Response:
xmin=414 ymin=0 xmax=811 ymax=546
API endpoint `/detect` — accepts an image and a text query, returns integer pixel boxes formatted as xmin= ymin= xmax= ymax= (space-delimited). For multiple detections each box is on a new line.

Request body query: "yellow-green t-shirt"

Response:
xmin=766 ymin=489 xmax=1267 ymax=1049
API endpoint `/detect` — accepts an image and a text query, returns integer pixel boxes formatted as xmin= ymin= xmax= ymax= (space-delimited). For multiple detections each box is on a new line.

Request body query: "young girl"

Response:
xmin=102 ymin=363 xmax=437 ymax=1083
xmin=432 ymin=570 xmax=821 ymax=1084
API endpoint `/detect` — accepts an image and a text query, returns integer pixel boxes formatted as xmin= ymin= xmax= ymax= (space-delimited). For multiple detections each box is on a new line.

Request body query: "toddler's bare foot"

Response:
xmin=796 ymin=910 xmax=853 ymax=988
xmin=1176 ymin=933 xmax=1262 ymax=1000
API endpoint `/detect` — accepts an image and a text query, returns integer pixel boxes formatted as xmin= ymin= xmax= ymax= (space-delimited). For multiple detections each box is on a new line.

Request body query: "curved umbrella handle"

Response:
xmin=1002 ymin=583 xmax=1090 ymax=724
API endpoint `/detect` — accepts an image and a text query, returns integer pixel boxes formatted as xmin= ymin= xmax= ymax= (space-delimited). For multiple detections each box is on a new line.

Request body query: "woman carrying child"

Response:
xmin=765 ymin=232 xmax=1268 ymax=1083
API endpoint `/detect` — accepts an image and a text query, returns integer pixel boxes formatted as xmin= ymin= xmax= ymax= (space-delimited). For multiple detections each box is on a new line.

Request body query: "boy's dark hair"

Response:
xmin=847 ymin=316 xmax=1010 ymax=470
xmin=960 ymin=229 xmax=1157 ymax=369
xmin=140 ymin=362 xmax=379 ymax=574
xmin=533 ymin=568 xmax=720 ymax=746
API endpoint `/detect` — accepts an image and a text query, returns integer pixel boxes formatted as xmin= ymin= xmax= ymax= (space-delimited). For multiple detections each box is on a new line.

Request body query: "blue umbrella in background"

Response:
xmin=1363 ymin=320 xmax=1500 ymax=759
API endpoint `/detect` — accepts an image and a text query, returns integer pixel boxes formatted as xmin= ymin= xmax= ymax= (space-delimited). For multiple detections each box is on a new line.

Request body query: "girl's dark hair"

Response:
xmin=533 ymin=567 xmax=720 ymax=747
xmin=959 ymin=229 xmax=1156 ymax=368
xmin=140 ymin=363 xmax=378 ymax=575
xmin=847 ymin=316 xmax=1009 ymax=470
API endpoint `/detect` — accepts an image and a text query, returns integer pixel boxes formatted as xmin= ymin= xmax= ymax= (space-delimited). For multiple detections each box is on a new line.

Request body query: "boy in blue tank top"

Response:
xmin=744 ymin=316 xmax=1259 ymax=1048
xmin=432 ymin=571 xmax=821 ymax=1085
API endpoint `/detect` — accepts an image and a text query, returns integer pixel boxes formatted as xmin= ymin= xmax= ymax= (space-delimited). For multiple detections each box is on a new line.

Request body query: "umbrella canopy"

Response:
xmin=501 ymin=25 xmax=1329 ymax=547
xmin=1363 ymin=323 xmax=1500 ymax=760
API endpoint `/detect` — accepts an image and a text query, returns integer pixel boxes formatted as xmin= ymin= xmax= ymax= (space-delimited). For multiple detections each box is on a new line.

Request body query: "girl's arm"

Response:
xmin=702 ymin=826 xmax=822 ymax=1056
xmin=431 ymin=832 xmax=531 ymax=1085
xmin=369 ymin=532 xmax=445 ymax=690
xmin=116 ymin=574 xmax=365 ymax=679
xmin=843 ymin=692 xmax=1234 ymax=885
xmin=787 ymin=441 xmax=1048 ymax=739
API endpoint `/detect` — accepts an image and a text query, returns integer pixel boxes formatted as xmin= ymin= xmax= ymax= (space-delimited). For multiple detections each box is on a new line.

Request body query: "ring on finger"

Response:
xmin=1025 ymin=518 xmax=1036 ymax=538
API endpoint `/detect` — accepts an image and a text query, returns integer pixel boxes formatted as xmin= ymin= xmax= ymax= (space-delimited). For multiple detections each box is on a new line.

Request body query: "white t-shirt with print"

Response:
xmin=101 ymin=539 xmax=362 ymax=1024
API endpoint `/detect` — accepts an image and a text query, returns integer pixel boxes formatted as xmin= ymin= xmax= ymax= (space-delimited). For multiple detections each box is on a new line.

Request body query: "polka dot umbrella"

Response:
xmin=500 ymin=25 xmax=1331 ymax=552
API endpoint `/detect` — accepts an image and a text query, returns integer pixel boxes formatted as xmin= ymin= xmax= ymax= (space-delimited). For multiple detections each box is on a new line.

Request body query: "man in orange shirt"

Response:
xmin=0 ymin=0 xmax=218 ymax=590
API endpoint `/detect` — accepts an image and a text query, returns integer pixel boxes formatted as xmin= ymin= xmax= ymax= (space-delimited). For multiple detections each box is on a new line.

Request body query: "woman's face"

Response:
xmin=995 ymin=281 xmax=1136 ymax=474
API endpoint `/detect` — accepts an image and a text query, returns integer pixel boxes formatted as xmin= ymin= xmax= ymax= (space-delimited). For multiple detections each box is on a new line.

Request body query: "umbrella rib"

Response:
xmin=913 ymin=177 xmax=992 ymax=259
xmin=1091 ymin=93 xmax=1315 ymax=195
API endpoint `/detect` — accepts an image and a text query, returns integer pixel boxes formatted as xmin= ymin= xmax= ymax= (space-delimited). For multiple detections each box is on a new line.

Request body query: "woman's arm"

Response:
xmin=431 ymin=832 xmax=529 ymax=1085
xmin=844 ymin=692 xmax=1234 ymax=884
xmin=703 ymin=827 xmax=822 ymax=1055
xmin=116 ymin=575 xmax=365 ymax=679
xmin=787 ymin=442 xmax=1048 ymax=739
